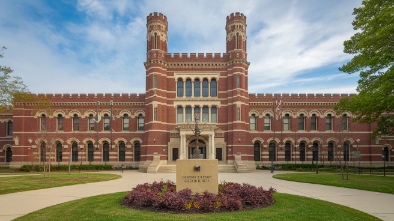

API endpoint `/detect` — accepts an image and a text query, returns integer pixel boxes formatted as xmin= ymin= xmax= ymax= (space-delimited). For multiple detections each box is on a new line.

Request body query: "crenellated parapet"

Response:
xmin=249 ymin=93 xmax=356 ymax=104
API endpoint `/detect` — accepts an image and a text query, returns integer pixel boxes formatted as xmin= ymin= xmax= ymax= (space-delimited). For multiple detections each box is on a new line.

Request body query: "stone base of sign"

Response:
xmin=176 ymin=159 xmax=218 ymax=194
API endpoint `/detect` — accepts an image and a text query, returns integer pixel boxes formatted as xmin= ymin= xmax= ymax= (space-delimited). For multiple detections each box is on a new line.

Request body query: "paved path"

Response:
xmin=1 ymin=171 xmax=393 ymax=221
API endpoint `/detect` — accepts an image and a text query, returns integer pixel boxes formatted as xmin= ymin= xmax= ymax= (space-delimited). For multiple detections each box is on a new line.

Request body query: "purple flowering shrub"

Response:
xmin=122 ymin=180 xmax=276 ymax=213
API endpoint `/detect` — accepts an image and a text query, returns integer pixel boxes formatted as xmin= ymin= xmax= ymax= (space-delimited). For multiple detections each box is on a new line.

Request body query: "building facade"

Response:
xmin=0 ymin=12 xmax=392 ymax=172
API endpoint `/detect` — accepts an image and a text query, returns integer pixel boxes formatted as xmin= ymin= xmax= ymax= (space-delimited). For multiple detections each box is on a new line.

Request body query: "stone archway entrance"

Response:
xmin=188 ymin=139 xmax=206 ymax=159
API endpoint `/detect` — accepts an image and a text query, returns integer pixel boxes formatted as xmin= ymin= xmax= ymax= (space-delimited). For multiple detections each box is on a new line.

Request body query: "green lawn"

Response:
xmin=0 ymin=172 xmax=121 ymax=194
xmin=15 ymin=192 xmax=379 ymax=221
xmin=274 ymin=173 xmax=394 ymax=194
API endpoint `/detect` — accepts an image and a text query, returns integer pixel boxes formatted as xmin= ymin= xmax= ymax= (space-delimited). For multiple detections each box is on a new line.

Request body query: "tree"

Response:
xmin=335 ymin=0 xmax=394 ymax=138
xmin=0 ymin=46 xmax=29 ymax=113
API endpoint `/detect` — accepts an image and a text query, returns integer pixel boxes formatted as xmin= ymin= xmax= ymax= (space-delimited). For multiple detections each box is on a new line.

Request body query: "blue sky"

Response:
xmin=0 ymin=0 xmax=362 ymax=94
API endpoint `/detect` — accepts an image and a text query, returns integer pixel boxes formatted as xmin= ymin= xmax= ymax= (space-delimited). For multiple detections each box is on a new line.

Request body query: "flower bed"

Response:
xmin=121 ymin=180 xmax=276 ymax=213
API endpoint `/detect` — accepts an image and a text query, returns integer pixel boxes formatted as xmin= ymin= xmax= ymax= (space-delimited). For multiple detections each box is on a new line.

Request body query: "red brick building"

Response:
xmin=0 ymin=12 xmax=392 ymax=172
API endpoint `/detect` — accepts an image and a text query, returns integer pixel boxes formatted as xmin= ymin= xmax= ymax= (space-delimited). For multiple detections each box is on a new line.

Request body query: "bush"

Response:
xmin=17 ymin=164 xmax=114 ymax=172
xmin=121 ymin=180 xmax=276 ymax=213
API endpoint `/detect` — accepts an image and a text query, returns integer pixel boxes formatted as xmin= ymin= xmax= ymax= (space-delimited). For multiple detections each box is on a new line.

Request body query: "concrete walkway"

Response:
xmin=0 ymin=171 xmax=393 ymax=221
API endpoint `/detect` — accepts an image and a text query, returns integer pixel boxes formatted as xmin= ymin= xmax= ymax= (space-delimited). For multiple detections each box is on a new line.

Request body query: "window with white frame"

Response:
xmin=326 ymin=114 xmax=333 ymax=130
xmin=264 ymin=114 xmax=271 ymax=130
xmin=250 ymin=114 xmax=256 ymax=130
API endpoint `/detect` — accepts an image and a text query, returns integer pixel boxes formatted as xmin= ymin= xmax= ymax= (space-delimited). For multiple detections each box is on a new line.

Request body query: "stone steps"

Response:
xmin=157 ymin=164 xmax=237 ymax=173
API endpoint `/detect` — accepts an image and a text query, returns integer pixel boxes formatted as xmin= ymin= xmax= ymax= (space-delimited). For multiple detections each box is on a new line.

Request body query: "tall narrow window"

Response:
xmin=73 ymin=114 xmax=79 ymax=131
xmin=342 ymin=114 xmax=348 ymax=131
xmin=104 ymin=114 xmax=110 ymax=131
xmin=154 ymin=32 xmax=157 ymax=49
xmin=89 ymin=114 xmax=95 ymax=131
xmin=202 ymin=79 xmax=209 ymax=97
xmin=298 ymin=114 xmax=305 ymax=130
xmin=211 ymin=107 xmax=217 ymax=123
xmin=254 ymin=141 xmax=261 ymax=161
xmin=177 ymin=79 xmax=184 ymax=97
xmin=72 ymin=142 xmax=78 ymax=162
xmin=103 ymin=142 xmax=109 ymax=162
xmin=383 ymin=147 xmax=389 ymax=161
xmin=7 ymin=120 xmax=13 ymax=136
xmin=57 ymin=115 xmax=63 ymax=131
xmin=202 ymin=106 xmax=209 ymax=122
xmin=237 ymin=107 xmax=241 ymax=121
xmin=326 ymin=114 xmax=332 ymax=130
xmin=311 ymin=114 xmax=317 ymax=130
xmin=185 ymin=79 xmax=192 ymax=97
xmin=194 ymin=106 xmax=201 ymax=118
xmin=210 ymin=79 xmax=217 ymax=97
xmin=283 ymin=114 xmax=290 ymax=130
xmin=285 ymin=142 xmax=291 ymax=161
xmin=41 ymin=114 xmax=46 ymax=131
xmin=299 ymin=142 xmax=306 ymax=161
xmin=138 ymin=114 xmax=144 ymax=131
xmin=185 ymin=106 xmax=192 ymax=122
xmin=88 ymin=143 xmax=94 ymax=162
xmin=312 ymin=142 xmax=319 ymax=161
xmin=177 ymin=106 xmax=183 ymax=123
xmin=236 ymin=75 xmax=240 ymax=88
xmin=194 ymin=79 xmax=200 ymax=97
xmin=40 ymin=142 xmax=46 ymax=162
xmin=56 ymin=142 xmax=62 ymax=162
xmin=269 ymin=141 xmax=276 ymax=161
xmin=153 ymin=75 xmax=157 ymax=88
xmin=264 ymin=114 xmax=271 ymax=130
xmin=250 ymin=114 xmax=256 ymax=130
xmin=119 ymin=142 xmax=126 ymax=162
xmin=236 ymin=32 xmax=240 ymax=49
xmin=154 ymin=108 xmax=157 ymax=121
xmin=328 ymin=142 xmax=334 ymax=161
xmin=134 ymin=142 xmax=141 ymax=161
xmin=343 ymin=141 xmax=350 ymax=161
xmin=123 ymin=114 xmax=129 ymax=131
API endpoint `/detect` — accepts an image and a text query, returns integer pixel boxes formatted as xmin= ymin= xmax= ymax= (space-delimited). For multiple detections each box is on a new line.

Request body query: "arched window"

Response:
xmin=211 ymin=106 xmax=217 ymax=123
xmin=103 ymin=142 xmax=109 ymax=162
xmin=88 ymin=142 xmax=94 ymax=162
xmin=7 ymin=120 xmax=13 ymax=136
xmin=40 ymin=141 xmax=46 ymax=162
xmin=153 ymin=75 xmax=157 ymax=88
xmin=57 ymin=114 xmax=63 ymax=131
xmin=134 ymin=142 xmax=141 ymax=161
xmin=210 ymin=79 xmax=217 ymax=97
xmin=154 ymin=32 xmax=158 ymax=49
xmin=202 ymin=79 xmax=209 ymax=97
xmin=254 ymin=141 xmax=261 ymax=161
xmin=342 ymin=114 xmax=348 ymax=130
xmin=236 ymin=75 xmax=240 ymax=88
xmin=177 ymin=79 xmax=184 ymax=97
xmin=202 ymin=106 xmax=209 ymax=122
xmin=185 ymin=78 xmax=192 ymax=97
xmin=298 ymin=114 xmax=305 ymax=130
xmin=123 ymin=114 xmax=129 ymax=131
xmin=283 ymin=114 xmax=290 ymax=130
xmin=194 ymin=79 xmax=200 ymax=97
xmin=119 ymin=142 xmax=126 ymax=162
xmin=138 ymin=114 xmax=144 ymax=131
xmin=343 ymin=141 xmax=350 ymax=161
xmin=73 ymin=114 xmax=79 ymax=131
xmin=177 ymin=106 xmax=183 ymax=123
xmin=264 ymin=114 xmax=271 ymax=130
xmin=250 ymin=114 xmax=256 ymax=130
xmin=41 ymin=114 xmax=46 ymax=131
xmin=104 ymin=114 xmax=110 ymax=130
xmin=326 ymin=114 xmax=333 ymax=130
xmin=6 ymin=147 xmax=12 ymax=162
xmin=313 ymin=142 xmax=319 ymax=161
xmin=299 ymin=142 xmax=306 ymax=161
xmin=328 ymin=142 xmax=334 ymax=162
xmin=311 ymin=114 xmax=317 ymax=130
xmin=236 ymin=32 xmax=240 ymax=49
xmin=72 ymin=142 xmax=78 ymax=162
xmin=269 ymin=141 xmax=276 ymax=161
xmin=89 ymin=114 xmax=95 ymax=131
xmin=56 ymin=142 xmax=62 ymax=162
xmin=285 ymin=142 xmax=291 ymax=161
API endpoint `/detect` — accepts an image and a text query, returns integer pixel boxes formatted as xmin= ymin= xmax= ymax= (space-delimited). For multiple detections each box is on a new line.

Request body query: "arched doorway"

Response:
xmin=188 ymin=139 xmax=206 ymax=159
xmin=253 ymin=141 xmax=261 ymax=161
xmin=6 ymin=147 xmax=12 ymax=162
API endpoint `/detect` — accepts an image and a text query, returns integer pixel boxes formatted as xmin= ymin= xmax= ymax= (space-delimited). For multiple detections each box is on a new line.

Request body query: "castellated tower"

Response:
xmin=225 ymin=12 xmax=250 ymax=159
xmin=143 ymin=12 xmax=169 ymax=162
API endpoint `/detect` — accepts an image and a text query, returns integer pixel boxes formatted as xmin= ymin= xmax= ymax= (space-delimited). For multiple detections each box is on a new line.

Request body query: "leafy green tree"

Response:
xmin=0 ymin=46 xmax=29 ymax=113
xmin=336 ymin=0 xmax=394 ymax=138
